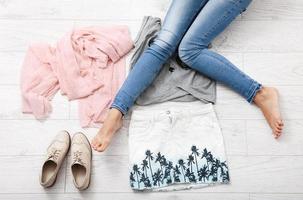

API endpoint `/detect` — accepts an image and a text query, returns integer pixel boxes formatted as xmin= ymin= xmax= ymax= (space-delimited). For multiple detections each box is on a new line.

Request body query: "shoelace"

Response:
xmin=73 ymin=150 xmax=85 ymax=165
xmin=47 ymin=149 xmax=61 ymax=161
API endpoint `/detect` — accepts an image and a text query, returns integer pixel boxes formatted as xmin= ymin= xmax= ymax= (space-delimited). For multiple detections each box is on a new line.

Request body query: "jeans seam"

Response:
xmin=187 ymin=49 xmax=259 ymax=102
xmin=203 ymin=4 xmax=239 ymax=40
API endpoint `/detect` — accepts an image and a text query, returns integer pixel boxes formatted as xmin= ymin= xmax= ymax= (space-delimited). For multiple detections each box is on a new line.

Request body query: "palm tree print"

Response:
xmin=129 ymin=146 xmax=230 ymax=190
xmin=191 ymin=145 xmax=200 ymax=173
xmin=139 ymin=173 xmax=151 ymax=187
xmin=201 ymin=148 xmax=211 ymax=170
xmin=198 ymin=165 xmax=208 ymax=182
xmin=129 ymin=172 xmax=135 ymax=187
xmin=178 ymin=159 xmax=186 ymax=182
xmin=145 ymin=150 xmax=154 ymax=179
xmin=153 ymin=169 xmax=163 ymax=186
xmin=132 ymin=164 xmax=141 ymax=189
xmin=141 ymin=159 xmax=149 ymax=177
xmin=187 ymin=154 xmax=195 ymax=173
xmin=173 ymin=164 xmax=181 ymax=182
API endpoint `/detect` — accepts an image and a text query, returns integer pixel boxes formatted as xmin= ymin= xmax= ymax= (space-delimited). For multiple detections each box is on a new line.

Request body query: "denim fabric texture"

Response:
xmin=110 ymin=0 xmax=261 ymax=116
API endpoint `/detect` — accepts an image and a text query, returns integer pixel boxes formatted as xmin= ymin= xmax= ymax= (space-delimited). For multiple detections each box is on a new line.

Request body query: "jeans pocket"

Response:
xmin=129 ymin=118 xmax=154 ymax=136
xmin=188 ymin=112 xmax=215 ymax=130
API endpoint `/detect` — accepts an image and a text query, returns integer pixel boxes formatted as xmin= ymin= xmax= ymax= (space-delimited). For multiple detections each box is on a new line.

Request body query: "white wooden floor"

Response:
xmin=1 ymin=0 xmax=303 ymax=199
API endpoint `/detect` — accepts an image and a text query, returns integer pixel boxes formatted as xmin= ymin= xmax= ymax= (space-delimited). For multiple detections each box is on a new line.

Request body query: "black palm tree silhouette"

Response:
xmin=198 ymin=165 xmax=208 ymax=182
xmin=213 ymin=158 xmax=225 ymax=177
xmin=133 ymin=164 xmax=141 ymax=188
xmin=130 ymin=171 xmax=135 ymax=187
xmin=222 ymin=170 xmax=230 ymax=182
xmin=145 ymin=150 xmax=154 ymax=178
xmin=140 ymin=173 xmax=151 ymax=187
xmin=173 ymin=164 xmax=181 ymax=182
xmin=141 ymin=159 xmax=149 ymax=177
xmin=130 ymin=147 xmax=229 ymax=189
xmin=178 ymin=159 xmax=186 ymax=182
xmin=155 ymin=152 xmax=164 ymax=173
xmin=160 ymin=156 xmax=168 ymax=181
xmin=153 ymin=169 xmax=163 ymax=186
xmin=185 ymin=168 xmax=196 ymax=182
xmin=191 ymin=145 xmax=200 ymax=173
xmin=201 ymin=148 xmax=210 ymax=159
xmin=163 ymin=161 xmax=173 ymax=184
xmin=207 ymin=153 xmax=214 ymax=168
xmin=187 ymin=154 xmax=195 ymax=173
xmin=209 ymin=165 xmax=218 ymax=181
xmin=155 ymin=152 xmax=163 ymax=164
xmin=201 ymin=148 xmax=211 ymax=170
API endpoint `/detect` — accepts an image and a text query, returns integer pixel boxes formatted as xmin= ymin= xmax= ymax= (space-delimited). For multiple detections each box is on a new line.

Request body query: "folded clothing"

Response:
xmin=128 ymin=101 xmax=230 ymax=191
xmin=21 ymin=26 xmax=133 ymax=127
xmin=130 ymin=16 xmax=216 ymax=106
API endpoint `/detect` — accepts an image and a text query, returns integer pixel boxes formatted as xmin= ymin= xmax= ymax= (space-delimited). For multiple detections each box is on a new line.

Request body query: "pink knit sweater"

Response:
xmin=21 ymin=26 xmax=134 ymax=127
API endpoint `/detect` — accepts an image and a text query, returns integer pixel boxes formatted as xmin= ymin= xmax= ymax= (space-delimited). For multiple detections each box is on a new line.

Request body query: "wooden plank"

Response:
xmin=219 ymin=119 xmax=247 ymax=156
xmin=0 ymin=85 xmax=70 ymax=120
xmin=0 ymin=119 xmax=129 ymax=156
xmin=0 ymin=20 xmax=141 ymax=52
xmin=0 ymin=117 xmax=247 ymax=156
xmin=215 ymin=86 xmax=303 ymax=120
xmin=242 ymin=0 xmax=303 ymax=20
xmin=247 ymin=120 xmax=303 ymax=155
xmin=0 ymin=155 xmax=302 ymax=194
xmin=250 ymin=194 xmax=303 ymax=200
xmin=243 ymin=53 xmax=303 ymax=85
xmin=192 ymin=156 xmax=303 ymax=193
xmin=0 ymin=0 xmax=170 ymax=21
xmin=0 ymin=156 xmax=65 ymax=193
xmin=0 ymin=193 xmax=249 ymax=200
xmin=212 ymin=20 xmax=303 ymax=52
xmin=1 ymin=20 xmax=303 ymax=53
xmin=0 ymin=52 xmax=23 ymax=85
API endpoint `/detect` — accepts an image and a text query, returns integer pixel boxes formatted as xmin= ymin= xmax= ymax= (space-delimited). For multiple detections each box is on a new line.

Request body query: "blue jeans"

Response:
xmin=110 ymin=0 xmax=262 ymax=116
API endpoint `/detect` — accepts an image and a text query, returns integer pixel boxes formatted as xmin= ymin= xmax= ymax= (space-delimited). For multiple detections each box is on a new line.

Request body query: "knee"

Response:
xmin=148 ymin=29 xmax=179 ymax=60
xmin=178 ymin=35 xmax=209 ymax=64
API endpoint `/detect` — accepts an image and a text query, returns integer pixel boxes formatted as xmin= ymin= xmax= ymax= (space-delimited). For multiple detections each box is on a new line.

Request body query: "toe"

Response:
xmin=273 ymin=128 xmax=281 ymax=136
xmin=274 ymin=130 xmax=281 ymax=138
xmin=275 ymin=127 xmax=282 ymax=133
xmin=91 ymin=138 xmax=97 ymax=148
xmin=96 ymin=144 xmax=105 ymax=152
xmin=96 ymin=140 xmax=109 ymax=152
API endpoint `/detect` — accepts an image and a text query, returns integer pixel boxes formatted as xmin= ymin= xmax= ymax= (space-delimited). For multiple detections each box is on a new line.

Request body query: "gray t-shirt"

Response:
xmin=131 ymin=16 xmax=216 ymax=106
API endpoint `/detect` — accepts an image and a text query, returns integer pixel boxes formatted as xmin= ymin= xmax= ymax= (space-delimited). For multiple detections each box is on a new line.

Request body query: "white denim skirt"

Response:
xmin=128 ymin=101 xmax=230 ymax=191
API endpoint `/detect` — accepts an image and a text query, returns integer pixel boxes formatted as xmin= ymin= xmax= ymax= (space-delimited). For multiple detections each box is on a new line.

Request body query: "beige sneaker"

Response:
xmin=70 ymin=132 xmax=92 ymax=190
xmin=40 ymin=130 xmax=70 ymax=188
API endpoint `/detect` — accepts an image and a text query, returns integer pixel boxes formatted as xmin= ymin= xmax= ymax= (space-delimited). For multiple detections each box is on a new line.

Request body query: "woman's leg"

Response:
xmin=178 ymin=0 xmax=283 ymax=137
xmin=92 ymin=0 xmax=209 ymax=151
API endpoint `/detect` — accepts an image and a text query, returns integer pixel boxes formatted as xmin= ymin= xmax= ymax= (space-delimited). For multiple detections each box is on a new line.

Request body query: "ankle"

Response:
xmin=253 ymin=86 xmax=267 ymax=105
xmin=109 ymin=108 xmax=123 ymax=121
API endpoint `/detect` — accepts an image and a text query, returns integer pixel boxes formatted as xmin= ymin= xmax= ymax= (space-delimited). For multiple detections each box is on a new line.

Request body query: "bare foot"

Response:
xmin=91 ymin=108 xmax=123 ymax=152
xmin=253 ymin=86 xmax=284 ymax=139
